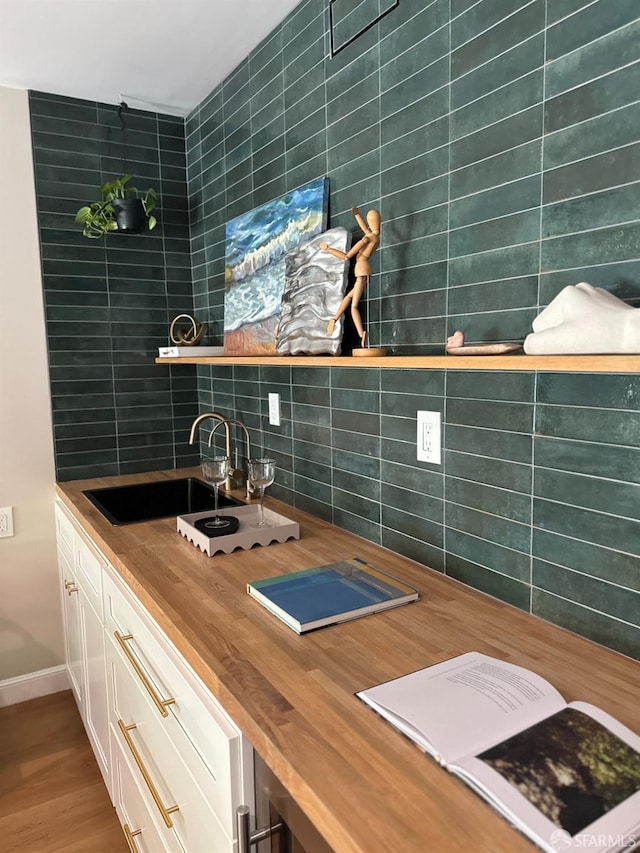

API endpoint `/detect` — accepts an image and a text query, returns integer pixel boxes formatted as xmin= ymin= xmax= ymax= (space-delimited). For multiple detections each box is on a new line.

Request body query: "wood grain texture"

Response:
xmin=56 ymin=470 xmax=640 ymax=853
xmin=154 ymin=354 xmax=640 ymax=372
xmin=0 ymin=691 xmax=127 ymax=853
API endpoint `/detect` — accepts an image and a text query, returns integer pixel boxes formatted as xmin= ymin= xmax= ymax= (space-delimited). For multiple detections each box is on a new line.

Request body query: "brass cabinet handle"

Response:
xmin=117 ymin=719 xmax=179 ymax=828
xmin=64 ymin=579 xmax=78 ymax=595
xmin=114 ymin=631 xmax=176 ymax=718
xmin=123 ymin=823 xmax=142 ymax=853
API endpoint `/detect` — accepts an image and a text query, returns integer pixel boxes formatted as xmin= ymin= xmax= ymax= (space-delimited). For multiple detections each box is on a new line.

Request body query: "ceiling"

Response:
xmin=0 ymin=0 xmax=303 ymax=116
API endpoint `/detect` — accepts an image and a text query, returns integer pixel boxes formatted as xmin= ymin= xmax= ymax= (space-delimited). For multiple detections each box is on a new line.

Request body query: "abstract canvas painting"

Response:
xmin=277 ymin=227 xmax=350 ymax=356
xmin=223 ymin=177 xmax=329 ymax=355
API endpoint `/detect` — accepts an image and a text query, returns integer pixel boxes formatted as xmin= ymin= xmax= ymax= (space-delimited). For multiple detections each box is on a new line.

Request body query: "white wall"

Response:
xmin=0 ymin=86 xmax=63 ymax=684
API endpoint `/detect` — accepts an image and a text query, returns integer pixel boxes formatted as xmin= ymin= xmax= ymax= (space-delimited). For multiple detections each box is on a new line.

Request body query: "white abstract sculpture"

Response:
xmin=524 ymin=283 xmax=640 ymax=354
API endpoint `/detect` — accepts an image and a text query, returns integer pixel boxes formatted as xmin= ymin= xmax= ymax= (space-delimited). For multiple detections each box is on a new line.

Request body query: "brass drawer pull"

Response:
xmin=64 ymin=579 xmax=78 ymax=595
xmin=123 ymin=823 xmax=142 ymax=853
xmin=118 ymin=719 xmax=180 ymax=829
xmin=114 ymin=631 xmax=176 ymax=718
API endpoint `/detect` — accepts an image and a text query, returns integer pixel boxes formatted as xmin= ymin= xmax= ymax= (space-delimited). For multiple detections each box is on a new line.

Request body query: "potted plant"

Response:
xmin=75 ymin=174 xmax=157 ymax=238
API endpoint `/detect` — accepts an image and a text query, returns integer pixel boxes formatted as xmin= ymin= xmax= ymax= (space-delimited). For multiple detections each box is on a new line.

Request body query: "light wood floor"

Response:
xmin=0 ymin=690 xmax=127 ymax=853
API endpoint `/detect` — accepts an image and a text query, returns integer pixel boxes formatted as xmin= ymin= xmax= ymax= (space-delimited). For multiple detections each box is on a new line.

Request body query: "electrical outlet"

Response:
xmin=268 ymin=393 xmax=281 ymax=426
xmin=0 ymin=506 xmax=14 ymax=538
xmin=416 ymin=411 xmax=441 ymax=464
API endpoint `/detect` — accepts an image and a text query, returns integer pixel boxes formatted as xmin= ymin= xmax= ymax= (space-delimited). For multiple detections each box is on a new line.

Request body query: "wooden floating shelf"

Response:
xmin=155 ymin=354 xmax=640 ymax=373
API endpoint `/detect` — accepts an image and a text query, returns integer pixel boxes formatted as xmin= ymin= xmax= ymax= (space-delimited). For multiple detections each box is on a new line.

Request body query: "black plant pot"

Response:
xmin=112 ymin=198 xmax=146 ymax=233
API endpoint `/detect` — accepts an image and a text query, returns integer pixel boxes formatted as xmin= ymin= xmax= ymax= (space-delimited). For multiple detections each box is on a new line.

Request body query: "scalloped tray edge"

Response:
xmin=177 ymin=505 xmax=300 ymax=556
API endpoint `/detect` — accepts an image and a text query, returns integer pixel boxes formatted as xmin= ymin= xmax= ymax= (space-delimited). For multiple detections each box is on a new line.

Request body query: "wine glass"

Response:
xmin=200 ymin=455 xmax=231 ymax=528
xmin=248 ymin=458 xmax=276 ymax=528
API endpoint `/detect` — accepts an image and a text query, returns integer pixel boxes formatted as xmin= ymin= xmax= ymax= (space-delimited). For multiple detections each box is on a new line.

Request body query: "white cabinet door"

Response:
xmin=79 ymin=586 xmax=111 ymax=796
xmin=58 ymin=546 xmax=83 ymax=712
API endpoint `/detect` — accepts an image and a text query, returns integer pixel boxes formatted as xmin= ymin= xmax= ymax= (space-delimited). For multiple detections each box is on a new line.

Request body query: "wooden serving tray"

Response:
xmin=177 ymin=504 xmax=300 ymax=556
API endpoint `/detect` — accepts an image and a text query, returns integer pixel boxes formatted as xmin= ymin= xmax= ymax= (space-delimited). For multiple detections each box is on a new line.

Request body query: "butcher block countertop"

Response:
xmin=56 ymin=468 xmax=639 ymax=853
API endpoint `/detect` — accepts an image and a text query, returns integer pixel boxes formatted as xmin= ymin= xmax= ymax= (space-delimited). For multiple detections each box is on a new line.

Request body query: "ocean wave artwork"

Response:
xmin=223 ymin=177 xmax=329 ymax=355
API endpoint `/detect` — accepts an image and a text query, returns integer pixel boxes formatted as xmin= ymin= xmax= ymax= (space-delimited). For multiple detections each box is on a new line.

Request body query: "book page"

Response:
xmin=451 ymin=703 xmax=640 ymax=852
xmin=357 ymin=652 xmax=566 ymax=765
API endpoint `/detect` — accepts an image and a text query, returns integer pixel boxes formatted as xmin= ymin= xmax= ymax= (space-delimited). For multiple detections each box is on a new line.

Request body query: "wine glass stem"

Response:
xmin=259 ymin=487 xmax=265 ymax=525
xmin=214 ymin=484 xmax=219 ymax=520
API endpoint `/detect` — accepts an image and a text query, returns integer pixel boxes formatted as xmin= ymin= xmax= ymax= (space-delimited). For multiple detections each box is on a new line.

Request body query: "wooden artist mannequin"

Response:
xmin=320 ymin=206 xmax=384 ymax=355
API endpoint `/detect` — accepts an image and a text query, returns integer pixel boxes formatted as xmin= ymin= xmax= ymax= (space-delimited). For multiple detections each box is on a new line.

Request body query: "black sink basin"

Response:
xmin=83 ymin=478 xmax=241 ymax=525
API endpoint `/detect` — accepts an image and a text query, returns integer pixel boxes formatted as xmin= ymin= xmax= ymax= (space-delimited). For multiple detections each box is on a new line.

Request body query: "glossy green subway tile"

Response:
xmin=291 ymin=402 xmax=332 ymax=428
xmin=381 ymin=413 xmax=422 ymax=445
xmin=291 ymin=366 xmax=330 ymax=388
xmin=448 ymin=242 xmax=540 ymax=287
xmin=452 ymin=34 xmax=544 ymax=112
xmin=382 ymin=482 xmax=443 ymax=523
xmin=384 ymin=232 xmax=448 ymax=271
xmin=331 ymin=367 xmax=379 ymax=392
xmin=331 ymin=388 xmax=380 ymax=416
xmin=386 ymin=204 xmax=448 ymax=247
xmin=546 ymin=0 xmax=639 ymax=61
xmin=379 ymin=317 xmax=447 ymax=351
xmin=447 ymin=396 xmax=534 ymax=432
xmin=382 ymin=527 xmax=445 ymax=573
xmin=535 ymin=588 xmax=639 ymax=659
xmin=546 ymin=62 xmax=640 ymax=137
xmin=450 ymin=209 xmax=540 ymax=259
xmin=450 ymin=176 xmax=541 ymax=231
xmin=294 ymin=456 xmax=333 ymax=485
xmin=534 ymin=436 xmax=640 ymax=485
xmin=381 ymin=0 xmax=447 ymax=50
xmin=451 ymin=107 xmax=542 ymax=172
xmin=380 ymin=391 xmax=442 ymax=419
xmin=447 ymin=476 xmax=531 ymax=524
xmin=534 ymin=468 xmax=640 ymax=522
xmin=295 ymin=492 xmax=333 ymax=523
xmin=328 ymin=126 xmax=380 ymax=171
xmin=537 ymin=373 xmax=640 ymax=410
xmin=331 ymin=425 xmax=380 ymax=458
xmin=446 ymin=501 xmax=532 ymax=553
xmin=333 ymin=507 xmax=382 ymax=544
xmin=447 ymin=371 xmax=535 ymax=402
xmin=331 ymin=477 xmax=380 ymax=524
xmin=382 ymin=504 xmax=444 ymax=548
xmin=543 ymin=143 xmax=640 ymax=207
xmin=549 ymin=17 xmax=640 ymax=101
xmin=543 ymin=183 xmax=640 ymax=241
xmin=381 ymin=369 xmax=445 ymax=395
xmin=445 ymin=448 xmax=532 ymax=493
xmin=533 ymin=528 xmax=640 ymax=593
xmin=446 ymin=425 xmax=531 ymax=465
xmin=451 ymin=140 xmax=541 ymax=200
xmin=447 ymin=276 xmax=539 ymax=315
xmin=380 ymin=458 xmax=444 ymax=498
xmin=543 ymin=222 xmax=640 ymax=273
xmin=451 ymin=70 xmax=543 ymax=140
xmin=332 ymin=447 xmax=380 ymax=480
xmin=534 ymin=499 xmax=640 ymax=556
xmin=445 ymin=554 xmax=530 ymax=611
xmin=381 ymin=146 xmax=449 ymax=199
xmin=446 ymin=527 xmax=531 ymax=582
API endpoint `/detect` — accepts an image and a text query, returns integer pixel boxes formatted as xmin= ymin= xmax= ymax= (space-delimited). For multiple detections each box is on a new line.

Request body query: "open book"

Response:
xmin=357 ymin=652 xmax=640 ymax=853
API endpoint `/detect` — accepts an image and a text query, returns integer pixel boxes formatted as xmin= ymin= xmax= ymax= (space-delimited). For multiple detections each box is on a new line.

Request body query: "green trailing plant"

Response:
xmin=75 ymin=174 xmax=157 ymax=238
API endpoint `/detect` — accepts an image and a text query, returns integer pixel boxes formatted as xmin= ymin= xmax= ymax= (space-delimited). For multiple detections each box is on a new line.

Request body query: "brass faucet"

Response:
xmin=207 ymin=418 xmax=254 ymax=499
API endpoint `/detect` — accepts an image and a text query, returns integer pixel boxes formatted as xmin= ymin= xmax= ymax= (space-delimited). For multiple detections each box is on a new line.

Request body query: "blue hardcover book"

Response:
xmin=247 ymin=557 xmax=419 ymax=633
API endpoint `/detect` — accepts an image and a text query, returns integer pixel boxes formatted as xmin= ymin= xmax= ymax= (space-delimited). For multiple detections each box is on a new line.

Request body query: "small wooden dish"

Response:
xmin=446 ymin=343 xmax=522 ymax=356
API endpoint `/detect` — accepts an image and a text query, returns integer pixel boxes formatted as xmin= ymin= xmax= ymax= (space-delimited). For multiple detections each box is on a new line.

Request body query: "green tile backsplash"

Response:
xmin=181 ymin=0 xmax=639 ymax=658
xmin=30 ymin=91 xmax=198 ymax=481
xmin=29 ymin=0 xmax=639 ymax=658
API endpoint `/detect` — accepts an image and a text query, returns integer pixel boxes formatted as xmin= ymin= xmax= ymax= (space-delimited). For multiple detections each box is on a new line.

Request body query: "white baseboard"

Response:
xmin=0 ymin=665 xmax=69 ymax=707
